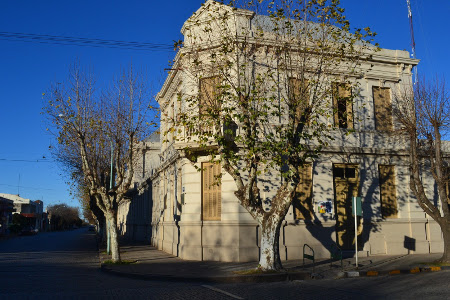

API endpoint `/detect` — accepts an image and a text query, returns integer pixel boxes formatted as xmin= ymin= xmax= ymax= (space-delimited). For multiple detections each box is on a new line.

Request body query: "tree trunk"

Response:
xmin=258 ymin=216 xmax=283 ymax=270
xmin=439 ymin=222 xmax=450 ymax=263
xmin=107 ymin=212 xmax=121 ymax=262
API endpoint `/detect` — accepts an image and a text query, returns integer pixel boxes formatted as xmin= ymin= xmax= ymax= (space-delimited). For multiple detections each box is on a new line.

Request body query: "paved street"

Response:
xmin=1 ymin=229 xmax=450 ymax=299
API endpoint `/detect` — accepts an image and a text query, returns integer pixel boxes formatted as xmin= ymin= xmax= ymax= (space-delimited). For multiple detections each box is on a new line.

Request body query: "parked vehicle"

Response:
xmin=20 ymin=227 xmax=38 ymax=236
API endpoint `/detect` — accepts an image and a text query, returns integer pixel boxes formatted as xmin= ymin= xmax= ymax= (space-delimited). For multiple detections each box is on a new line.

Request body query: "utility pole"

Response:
xmin=17 ymin=174 xmax=20 ymax=196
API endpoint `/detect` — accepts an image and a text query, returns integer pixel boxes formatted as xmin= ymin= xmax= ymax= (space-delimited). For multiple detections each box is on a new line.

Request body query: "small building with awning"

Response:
xmin=0 ymin=193 xmax=45 ymax=231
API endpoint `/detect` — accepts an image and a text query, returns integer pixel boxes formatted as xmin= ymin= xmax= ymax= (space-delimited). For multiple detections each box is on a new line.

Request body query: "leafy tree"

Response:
xmin=9 ymin=213 xmax=28 ymax=233
xmin=47 ymin=203 xmax=82 ymax=230
xmin=43 ymin=63 xmax=157 ymax=262
xmin=393 ymin=76 xmax=450 ymax=262
xmin=171 ymin=0 xmax=376 ymax=270
xmin=77 ymin=184 xmax=103 ymax=226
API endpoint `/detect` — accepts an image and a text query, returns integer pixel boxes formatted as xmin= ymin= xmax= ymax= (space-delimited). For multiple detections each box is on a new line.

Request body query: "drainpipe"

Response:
xmin=201 ymin=221 xmax=204 ymax=261
xmin=256 ymin=224 xmax=260 ymax=261
xmin=174 ymin=164 xmax=181 ymax=257
xmin=283 ymin=220 xmax=288 ymax=260
xmin=173 ymin=165 xmax=178 ymax=218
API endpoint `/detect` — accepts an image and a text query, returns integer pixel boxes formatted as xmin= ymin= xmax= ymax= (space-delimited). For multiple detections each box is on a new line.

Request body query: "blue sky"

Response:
xmin=0 ymin=0 xmax=448 ymax=210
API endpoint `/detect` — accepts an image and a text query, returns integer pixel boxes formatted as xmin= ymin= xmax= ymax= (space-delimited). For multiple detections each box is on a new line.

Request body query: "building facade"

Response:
xmin=0 ymin=193 xmax=45 ymax=232
xmin=0 ymin=197 xmax=14 ymax=235
xmin=149 ymin=1 xmax=444 ymax=262
xmin=117 ymin=132 xmax=160 ymax=242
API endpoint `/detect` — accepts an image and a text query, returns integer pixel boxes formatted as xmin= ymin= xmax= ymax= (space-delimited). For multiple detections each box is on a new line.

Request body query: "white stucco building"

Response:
xmin=116 ymin=131 xmax=161 ymax=242
xmin=139 ymin=1 xmax=444 ymax=262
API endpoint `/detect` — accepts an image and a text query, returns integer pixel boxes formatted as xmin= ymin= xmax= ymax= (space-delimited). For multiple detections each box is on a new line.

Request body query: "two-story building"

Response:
xmin=148 ymin=0 xmax=443 ymax=262
xmin=0 ymin=193 xmax=45 ymax=231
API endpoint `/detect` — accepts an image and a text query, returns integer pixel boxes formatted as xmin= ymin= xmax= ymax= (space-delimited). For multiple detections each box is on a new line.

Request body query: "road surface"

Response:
xmin=1 ymin=228 xmax=449 ymax=299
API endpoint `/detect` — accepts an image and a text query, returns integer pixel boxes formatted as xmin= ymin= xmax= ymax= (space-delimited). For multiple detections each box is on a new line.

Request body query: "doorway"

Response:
xmin=333 ymin=164 xmax=362 ymax=250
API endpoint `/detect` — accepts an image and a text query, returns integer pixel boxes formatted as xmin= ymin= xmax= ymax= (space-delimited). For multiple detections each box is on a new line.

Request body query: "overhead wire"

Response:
xmin=412 ymin=0 xmax=435 ymax=74
xmin=0 ymin=183 xmax=56 ymax=191
xmin=0 ymin=158 xmax=53 ymax=163
xmin=0 ymin=31 xmax=175 ymax=52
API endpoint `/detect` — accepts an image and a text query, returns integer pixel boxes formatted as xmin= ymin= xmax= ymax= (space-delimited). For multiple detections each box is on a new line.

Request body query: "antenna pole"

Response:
xmin=407 ymin=0 xmax=418 ymax=84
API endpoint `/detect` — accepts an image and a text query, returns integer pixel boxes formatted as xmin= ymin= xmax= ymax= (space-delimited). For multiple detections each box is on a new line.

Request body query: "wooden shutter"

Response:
xmin=294 ymin=164 xmax=313 ymax=220
xmin=202 ymin=162 xmax=221 ymax=221
xmin=289 ymin=78 xmax=309 ymax=122
xmin=379 ymin=165 xmax=398 ymax=218
xmin=199 ymin=77 xmax=220 ymax=134
xmin=373 ymin=87 xmax=393 ymax=131
xmin=333 ymin=83 xmax=353 ymax=129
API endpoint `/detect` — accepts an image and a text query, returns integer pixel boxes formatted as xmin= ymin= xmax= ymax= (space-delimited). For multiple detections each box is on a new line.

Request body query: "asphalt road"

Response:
xmin=1 ymin=229 xmax=449 ymax=299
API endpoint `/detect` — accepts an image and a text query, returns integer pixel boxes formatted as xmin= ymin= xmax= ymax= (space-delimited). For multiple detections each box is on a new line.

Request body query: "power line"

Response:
xmin=0 ymin=31 xmax=175 ymax=52
xmin=0 ymin=183 xmax=56 ymax=191
xmin=0 ymin=158 xmax=54 ymax=163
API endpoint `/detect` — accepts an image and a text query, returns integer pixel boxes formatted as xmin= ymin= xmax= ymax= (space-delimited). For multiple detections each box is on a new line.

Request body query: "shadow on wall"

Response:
xmin=287 ymin=145 xmax=413 ymax=257
xmin=121 ymin=183 xmax=153 ymax=243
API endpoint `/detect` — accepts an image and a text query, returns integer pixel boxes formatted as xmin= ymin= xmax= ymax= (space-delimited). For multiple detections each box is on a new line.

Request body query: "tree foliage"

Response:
xmin=47 ymin=203 xmax=82 ymax=230
xmin=9 ymin=214 xmax=28 ymax=234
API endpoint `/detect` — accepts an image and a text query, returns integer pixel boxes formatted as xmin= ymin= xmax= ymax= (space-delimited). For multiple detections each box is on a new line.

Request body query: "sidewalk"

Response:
xmin=99 ymin=244 xmax=448 ymax=283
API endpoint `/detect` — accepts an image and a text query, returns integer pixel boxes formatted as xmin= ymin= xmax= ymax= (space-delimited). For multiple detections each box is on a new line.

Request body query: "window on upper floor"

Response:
xmin=288 ymin=77 xmax=310 ymax=124
xmin=372 ymin=86 xmax=393 ymax=131
xmin=199 ymin=76 xmax=221 ymax=134
xmin=332 ymin=83 xmax=353 ymax=129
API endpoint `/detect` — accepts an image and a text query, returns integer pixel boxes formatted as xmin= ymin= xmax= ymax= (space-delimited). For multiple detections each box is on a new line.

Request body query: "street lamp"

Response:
xmin=106 ymin=136 xmax=114 ymax=255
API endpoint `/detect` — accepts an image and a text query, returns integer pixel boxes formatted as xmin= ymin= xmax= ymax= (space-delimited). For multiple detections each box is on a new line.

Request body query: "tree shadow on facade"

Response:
xmin=119 ymin=181 xmax=153 ymax=244
xmin=288 ymin=140 xmax=411 ymax=257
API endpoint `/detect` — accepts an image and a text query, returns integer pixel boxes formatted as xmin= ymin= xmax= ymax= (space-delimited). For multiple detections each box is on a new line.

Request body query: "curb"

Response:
xmin=100 ymin=264 xmax=311 ymax=283
xmin=345 ymin=265 xmax=450 ymax=278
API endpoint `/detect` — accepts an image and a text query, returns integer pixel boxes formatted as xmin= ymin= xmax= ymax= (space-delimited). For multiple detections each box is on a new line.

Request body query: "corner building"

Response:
xmin=150 ymin=0 xmax=443 ymax=262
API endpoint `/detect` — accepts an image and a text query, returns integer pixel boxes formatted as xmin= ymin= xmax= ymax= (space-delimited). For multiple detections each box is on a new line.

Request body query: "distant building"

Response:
xmin=0 ymin=197 xmax=14 ymax=235
xmin=0 ymin=193 xmax=45 ymax=231
xmin=116 ymin=131 xmax=160 ymax=242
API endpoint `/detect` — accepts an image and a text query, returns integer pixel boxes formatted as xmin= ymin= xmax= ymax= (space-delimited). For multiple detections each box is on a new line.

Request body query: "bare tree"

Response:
xmin=169 ymin=0 xmax=377 ymax=270
xmin=394 ymin=76 xmax=450 ymax=262
xmin=43 ymin=63 xmax=157 ymax=262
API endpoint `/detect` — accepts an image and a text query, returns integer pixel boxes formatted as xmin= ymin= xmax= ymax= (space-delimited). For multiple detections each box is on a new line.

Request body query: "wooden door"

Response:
xmin=293 ymin=164 xmax=313 ymax=220
xmin=333 ymin=164 xmax=361 ymax=249
xmin=379 ymin=165 xmax=398 ymax=218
